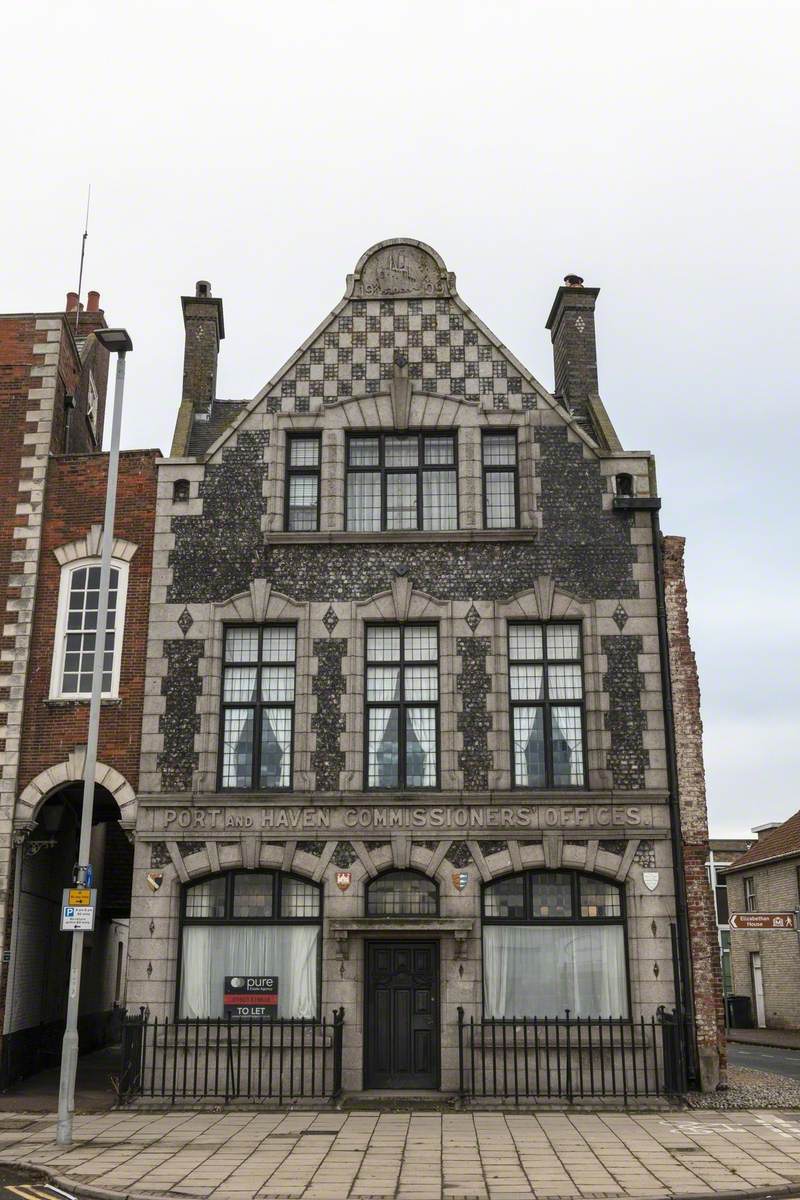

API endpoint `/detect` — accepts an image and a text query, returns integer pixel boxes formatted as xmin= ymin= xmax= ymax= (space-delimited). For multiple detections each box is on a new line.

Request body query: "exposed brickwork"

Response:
xmin=18 ymin=451 xmax=158 ymax=794
xmin=663 ymin=534 xmax=726 ymax=1087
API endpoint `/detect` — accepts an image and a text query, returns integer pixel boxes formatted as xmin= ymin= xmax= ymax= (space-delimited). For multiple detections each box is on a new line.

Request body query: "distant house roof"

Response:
xmin=709 ymin=838 xmax=753 ymax=856
xmin=724 ymin=809 xmax=800 ymax=874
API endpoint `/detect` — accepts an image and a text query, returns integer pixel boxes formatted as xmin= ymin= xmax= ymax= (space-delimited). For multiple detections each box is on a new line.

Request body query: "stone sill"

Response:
xmin=265 ymin=529 xmax=537 ymax=545
xmin=44 ymin=697 xmax=122 ymax=708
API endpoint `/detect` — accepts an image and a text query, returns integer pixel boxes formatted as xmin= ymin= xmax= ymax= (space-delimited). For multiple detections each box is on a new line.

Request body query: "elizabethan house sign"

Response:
xmin=152 ymin=802 xmax=662 ymax=835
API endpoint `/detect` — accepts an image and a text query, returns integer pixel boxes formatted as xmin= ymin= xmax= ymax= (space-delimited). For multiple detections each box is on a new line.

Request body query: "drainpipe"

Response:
xmin=613 ymin=494 xmax=698 ymax=1087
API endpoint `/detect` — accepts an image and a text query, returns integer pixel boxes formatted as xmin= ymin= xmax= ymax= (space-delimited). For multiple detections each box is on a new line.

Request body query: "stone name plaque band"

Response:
xmin=154 ymin=802 xmax=663 ymax=834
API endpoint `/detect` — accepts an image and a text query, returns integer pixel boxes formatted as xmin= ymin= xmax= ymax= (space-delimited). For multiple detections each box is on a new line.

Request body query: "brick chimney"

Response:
xmin=545 ymin=274 xmax=601 ymax=426
xmin=180 ymin=281 xmax=225 ymax=423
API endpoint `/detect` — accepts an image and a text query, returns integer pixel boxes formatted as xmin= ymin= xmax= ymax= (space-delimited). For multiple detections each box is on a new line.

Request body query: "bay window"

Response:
xmin=179 ymin=871 xmax=321 ymax=1019
xmin=483 ymin=870 xmax=628 ymax=1019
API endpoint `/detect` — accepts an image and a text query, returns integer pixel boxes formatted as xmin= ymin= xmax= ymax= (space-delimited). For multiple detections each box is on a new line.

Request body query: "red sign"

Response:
xmin=729 ymin=912 xmax=797 ymax=931
xmin=224 ymin=975 xmax=279 ymax=1016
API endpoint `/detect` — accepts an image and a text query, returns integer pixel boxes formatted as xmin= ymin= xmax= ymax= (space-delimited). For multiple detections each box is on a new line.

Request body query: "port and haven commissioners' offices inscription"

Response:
xmin=147 ymin=802 xmax=665 ymax=835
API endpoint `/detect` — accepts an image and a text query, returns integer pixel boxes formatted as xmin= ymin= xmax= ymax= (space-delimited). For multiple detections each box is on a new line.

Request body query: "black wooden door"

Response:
xmin=364 ymin=941 xmax=439 ymax=1089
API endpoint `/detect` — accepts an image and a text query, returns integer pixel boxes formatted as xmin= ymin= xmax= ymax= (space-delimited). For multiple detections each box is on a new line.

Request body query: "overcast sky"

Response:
xmin=3 ymin=1 xmax=798 ymax=836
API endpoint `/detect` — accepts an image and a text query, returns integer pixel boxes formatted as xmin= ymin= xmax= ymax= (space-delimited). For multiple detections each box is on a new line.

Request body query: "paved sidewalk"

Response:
xmin=2 ymin=1109 xmax=800 ymax=1200
xmin=727 ymin=1028 xmax=800 ymax=1051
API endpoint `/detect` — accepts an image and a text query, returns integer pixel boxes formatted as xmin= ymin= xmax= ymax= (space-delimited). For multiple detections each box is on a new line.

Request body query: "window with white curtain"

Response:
xmin=509 ymin=622 xmax=586 ymax=788
xmin=365 ymin=624 xmax=438 ymax=789
xmin=482 ymin=870 xmax=629 ymax=1019
xmin=346 ymin=433 xmax=458 ymax=531
xmin=219 ymin=625 xmax=296 ymax=790
xmin=50 ymin=557 xmax=129 ymax=699
xmin=178 ymin=871 xmax=321 ymax=1019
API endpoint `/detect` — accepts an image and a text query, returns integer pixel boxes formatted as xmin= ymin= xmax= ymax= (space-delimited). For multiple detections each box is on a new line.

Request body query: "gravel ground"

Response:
xmin=686 ymin=1063 xmax=800 ymax=1109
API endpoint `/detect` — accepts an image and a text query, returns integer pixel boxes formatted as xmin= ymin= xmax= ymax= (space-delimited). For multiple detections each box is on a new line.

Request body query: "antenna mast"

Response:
xmin=75 ymin=185 xmax=91 ymax=333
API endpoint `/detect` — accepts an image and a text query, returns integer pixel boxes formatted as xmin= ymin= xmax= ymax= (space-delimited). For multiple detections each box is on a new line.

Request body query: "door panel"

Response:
xmin=365 ymin=940 xmax=439 ymax=1088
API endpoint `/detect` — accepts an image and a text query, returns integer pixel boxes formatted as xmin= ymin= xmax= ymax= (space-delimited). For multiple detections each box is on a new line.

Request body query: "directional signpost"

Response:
xmin=729 ymin=911 xmax=797 ymax=931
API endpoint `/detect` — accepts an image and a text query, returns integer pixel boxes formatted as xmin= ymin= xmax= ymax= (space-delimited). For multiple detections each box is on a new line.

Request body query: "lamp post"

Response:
xmin=56 ymin=328 xmax=133 ymax=1146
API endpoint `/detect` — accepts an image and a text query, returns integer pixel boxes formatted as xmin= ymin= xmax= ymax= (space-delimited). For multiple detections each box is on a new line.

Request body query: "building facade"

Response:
xmin=125 ymin=240 xmax=724 ymax=1093
xmin=707 ymin=837 xmax=753 ymax=999
xmin=724 ymin=812 xmax=800 ymax=1030
xmin=0 ymin=295 xmax=159 ymax=1081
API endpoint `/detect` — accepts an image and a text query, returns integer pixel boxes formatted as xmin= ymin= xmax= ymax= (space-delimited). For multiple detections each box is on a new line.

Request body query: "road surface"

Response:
xmin=728 ymin=1040 xmax=800 ymax=1080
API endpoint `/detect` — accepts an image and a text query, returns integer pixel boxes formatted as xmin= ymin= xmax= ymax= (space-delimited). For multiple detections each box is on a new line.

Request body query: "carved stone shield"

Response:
xmin=642 ymin=871 xmax=659 ymax=892
xmin=145 ymin=870 xmax=163 ymax=893
xmin=452 ymin=870 xmax=469 ymax=891
xmin=335 ymin=870 xmax=352 ymax=892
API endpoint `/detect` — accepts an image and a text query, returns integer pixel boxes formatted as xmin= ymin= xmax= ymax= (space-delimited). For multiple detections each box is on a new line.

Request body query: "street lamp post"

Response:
xmin=56 ymin=328 xmax=133 ymax=1146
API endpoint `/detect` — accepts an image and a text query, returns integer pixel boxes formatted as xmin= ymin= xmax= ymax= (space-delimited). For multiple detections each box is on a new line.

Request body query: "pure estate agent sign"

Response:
xmin=729 ymin=912 xmax=798 ymax=930
xmin=224 ymin=976 xmax=279 ymax=1017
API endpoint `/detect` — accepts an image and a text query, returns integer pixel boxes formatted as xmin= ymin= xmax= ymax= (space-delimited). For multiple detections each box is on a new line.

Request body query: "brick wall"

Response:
xmin=663 ymin=534 xmax=726 ymax=1088
xmin=18 ymin=450 xmax=159 ymax=793
xmin=727 ymin=863 xmax=800 ymax=1028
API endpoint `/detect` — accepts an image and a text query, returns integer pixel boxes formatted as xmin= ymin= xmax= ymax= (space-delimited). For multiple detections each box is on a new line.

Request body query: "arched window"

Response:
xmin=50 ymin=557 xmax=129 ymax=699
xmin=178 ymin=871 xmax=321 ymax=1020
xmin=482 ymin=870 xmax=628 ymax=1020
xmin=366 ymin=870 xmax=438 ymax=916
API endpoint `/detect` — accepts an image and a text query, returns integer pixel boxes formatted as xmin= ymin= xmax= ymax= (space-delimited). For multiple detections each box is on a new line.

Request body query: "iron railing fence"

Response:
xmin=458 ymin=1007 xmax=691 ymax=1102
xmin=120 ymin=1008 xmax=344 ymax=1103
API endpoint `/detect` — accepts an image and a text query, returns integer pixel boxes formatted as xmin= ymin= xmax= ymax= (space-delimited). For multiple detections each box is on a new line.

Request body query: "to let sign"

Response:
xmin=729 ymin=912 xmax=797 ymax=931
xmin=223 ymin=976 xmax=279 ymax=1017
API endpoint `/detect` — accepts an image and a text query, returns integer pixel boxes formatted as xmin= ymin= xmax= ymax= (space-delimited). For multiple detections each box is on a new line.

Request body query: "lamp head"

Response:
xmin=94 ymin=328 xmax=133 ymax=353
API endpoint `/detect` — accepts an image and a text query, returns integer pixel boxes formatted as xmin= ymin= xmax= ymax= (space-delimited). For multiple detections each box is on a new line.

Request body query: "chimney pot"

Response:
xmin=564 ymin=274 xmax=584 ymax=288
xmin=66 ymin=291 xmax=79 ymax=312
xmin=196 ymin=280 xmax=211 ymax=298
xmin=87 ymin=290 xmax=100 ymax=312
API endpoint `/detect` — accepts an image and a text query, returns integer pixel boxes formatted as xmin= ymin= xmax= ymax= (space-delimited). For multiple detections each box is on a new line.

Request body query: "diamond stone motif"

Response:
xmin=612 ymin=602 xmax=629 ymax=631
xmin=323 ymin=606 xmax=339 ymax=634
xmin=465 ymin=605 xmax=482 ymax=632
xmin=177 ymin=608 xmax=193 ymax=637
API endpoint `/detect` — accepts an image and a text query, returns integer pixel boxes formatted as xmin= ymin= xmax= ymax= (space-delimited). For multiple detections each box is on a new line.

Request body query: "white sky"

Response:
xmin=3 ymin=0 xmax=798 ymax=837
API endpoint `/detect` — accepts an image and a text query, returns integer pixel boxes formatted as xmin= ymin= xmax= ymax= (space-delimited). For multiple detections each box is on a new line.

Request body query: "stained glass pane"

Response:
xmin=579 ymin=876 xmax=621 ymax=918
xmin=367 ymin=871 xmax=437 ymax=916
xmin=233 ymin=873 xmax=274 ymax=917
xmin=281 ymin=877 xmax=320 ymax=917
xmin=530 ymin=871 xmax=572 ymax=918
xmin=185 ymin=876 xmax=227 ymax=919
xmin=484 ymin=875 xmax=525 ymax=918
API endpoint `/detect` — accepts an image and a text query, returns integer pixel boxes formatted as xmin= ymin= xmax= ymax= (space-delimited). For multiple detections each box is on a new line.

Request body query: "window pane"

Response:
xmin=484 ymin=876 xmax=525 ymax=919
xmin=233 ymin=873 xmax=274 ymax=918
xmin=367 ymin=626 xmax=400 ymax=662
xmin=509 ymin=625 xmax=543 ymax=662
xmin=289 ymin=437 xmax=320 ymax=467
xmin=368 ymin=707 xmax=399 ymax=787
xmin=424 ymin=436 xmax=455 ymax=465
xmin=262 ymin=627 xmax=296 ymax=663
xmin=349 ymin=437 xmax=379 ymax=466
xmin=223 ymin=666 xmax=258 ymax=703
xmin=62 ymin=565 xmax=119 ymax=695
xmin=530 ymin=872 xmax=572 ymax=918
xmin=513 ymin=707 xmax=545 ymax=787
xmin=347 ymin=471 xmax=381 ymax=530
xmin=180 ymin=925 xmax=319 ymax=1019
xmin=367 ymin=666 xmax=400 ymax=702
xmin=548 ymin=664 xmax=583 ymax=700
xmin=546 ymin=625 xmax=581 ymax=660
xmin=288 ymin=475 xmax=318 ymax=530
xmin=225 ymin=627 xmax=259 ymax=663
xmin=422 ymin=469 xmax=457 ymax=530
xmin=406 ymin=708 xmax=436 ymax=787
xmin=483 ymin=925 xmax=628 ymax=1018
xmin=485 ymin=471 xmax=516 ymax=528
xmin=716 ymin=883 xmax=729 ymax=926
xmin=222 ymin=709 xmax=254 ymax=787
xmin=367 ymin=872 xmax=437 ymax=916
xmin=404 ymin=626 xmax=438 ymax=661
xmin=579 ymin=877 xmax=622 ymax=918
xmin=385 ymin=436 xmax=418 ymax=467
xmin=260 ymin=708 xmax=292 ymax=788
xmin=281 ymin=877 xmax=320 ymax=918
xmin=510 ymin=664 xmax=544 ymax=702
xmin=551 ymin=706 xmax=584 ymax=786
xmin=405 ymin=665 xmax=438 ymax=701
xmin=261 ymin=666 xmax=295 ymax=702
xmin=386 ymin=472 xmax=417 ymax=529
xmin=483 ymin=433 xmax=517 ymax=465
xmin=185 ymin=876 xmax=227 ymax=919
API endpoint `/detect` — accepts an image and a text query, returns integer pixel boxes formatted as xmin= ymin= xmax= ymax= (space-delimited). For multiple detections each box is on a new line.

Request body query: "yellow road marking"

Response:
xmin=5 ymin=1187 xmax=51 ymax=1200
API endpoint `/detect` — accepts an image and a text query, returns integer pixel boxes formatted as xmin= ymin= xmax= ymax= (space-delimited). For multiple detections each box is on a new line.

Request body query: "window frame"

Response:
xmin=345 ymin=431 xmax=459 ymax=532
xmin=744 ymin=875 xmax=757 ymax=912
xmin=365 ymin=869 xmax=440 ymax=917
xmin=507 ymin=620 xmax=587 ymax=790
xmin=481 ymin=868 xmax=631 ymax=1020
xmin=482 ymin=430 xmax=519 ymax=530
xmin=217 ymin=623 xmax=297 ymax=793
xmin=49 ymin=555 xmax=129 ymax=700
xmin=284 ymin=432 xmax=322 ymax=532
xmin=176 ymin=869 xmax=323 ymax=1021
xmin=364 ymin=622 xmax=440 ymax=792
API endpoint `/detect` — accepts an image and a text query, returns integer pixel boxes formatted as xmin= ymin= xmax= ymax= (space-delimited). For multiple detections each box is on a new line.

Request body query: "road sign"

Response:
xmin=67 ymin=888 xmax=92 ymax=906
xmin=729 ymin=911 xmax=797 ymax=930
xmin=224 ymin=975 xmax=279 ymax=1017
xmin=60 ymin=905 xmax=95 ymax=932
